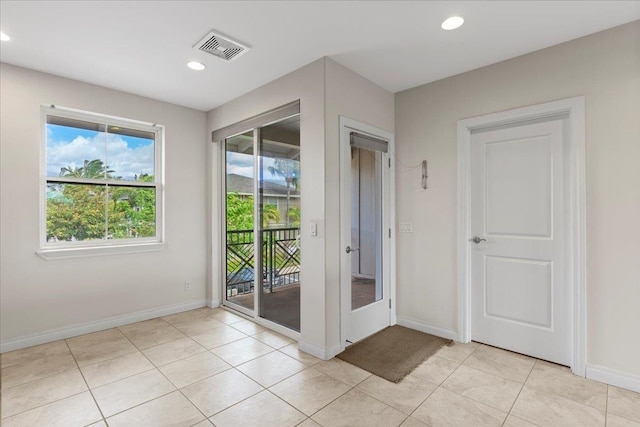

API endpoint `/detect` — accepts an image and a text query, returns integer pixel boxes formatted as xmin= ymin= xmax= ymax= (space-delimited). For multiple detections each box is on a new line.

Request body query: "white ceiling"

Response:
xmin=1 ymin=1 xmax=638 ymax=111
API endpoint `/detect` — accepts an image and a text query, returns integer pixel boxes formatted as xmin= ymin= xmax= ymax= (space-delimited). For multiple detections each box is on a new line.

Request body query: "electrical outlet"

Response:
xmin=184 ymin=281 xmax=191 ymax=292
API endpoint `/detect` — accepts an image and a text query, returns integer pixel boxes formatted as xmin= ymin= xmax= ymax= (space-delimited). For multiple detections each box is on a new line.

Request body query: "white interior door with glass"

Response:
xmin=469 ymin=119 xmax=570 ymax=365
xmin=340 ymin=117 xmax=394 ymax=347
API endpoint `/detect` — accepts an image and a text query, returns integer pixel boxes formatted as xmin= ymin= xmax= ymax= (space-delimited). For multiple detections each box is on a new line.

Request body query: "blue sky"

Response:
xmin=46 ymin=124 xmax=154 ymax=179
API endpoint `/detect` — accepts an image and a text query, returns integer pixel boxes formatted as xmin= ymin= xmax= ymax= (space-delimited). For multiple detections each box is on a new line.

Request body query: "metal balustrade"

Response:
xmin=225 ymin=227 xmax=300 ymax=298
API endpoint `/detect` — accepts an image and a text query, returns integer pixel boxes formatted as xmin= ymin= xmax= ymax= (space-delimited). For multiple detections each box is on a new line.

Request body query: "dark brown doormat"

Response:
xmin=337 ymin=325 xmax=452 ymax=383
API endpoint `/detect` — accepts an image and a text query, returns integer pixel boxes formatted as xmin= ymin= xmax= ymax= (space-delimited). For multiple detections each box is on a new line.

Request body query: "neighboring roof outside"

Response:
xmin=226 ymin=173 xmax=300 ymax=197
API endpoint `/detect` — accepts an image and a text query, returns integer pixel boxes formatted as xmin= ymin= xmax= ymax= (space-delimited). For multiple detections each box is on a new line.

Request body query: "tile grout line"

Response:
xmin=304 ymin=359 xmax=416 ymax=424
xmin=0 ymin=358 xmax=79 ymax=392
xmin=201 ymin=366 xmax=267 ymax=422
xmin=105 ymin=327 xmax=261 ymax=425
xmin=348 ymin=382 xmax=413 ymax=426
xmin=403 ymin=349 xmax=473 ymax=422
xmin=263 ymin=388 xmax=311 ymax=422
xmin=499 ymin=357 xmax=538 ymax=427
xmin=117 ymin=321 xmax=189 ymax=351
xmin=3 ymin=310 xmax=280 ymax=425
xmin=151 ymin=359 xmax=212 ymax=424
xmin=0 ymin=341 xmax=108 ymax=423
xmin=77 ymin=334 xmax=166 ymax=388
xmin=279 ymin=369 xmax=358 ymax=425
xmin=459 ymin=344 xmax=535 ymax=383
xmin=605 ymin=385 xmax=609 ymax=425
xmin=142 ymin=333 xmax=209 ymax=367
xmin=0 ymin=389 xmax=90 ymax=422
xmin=98 ymin=330 xmax=190 ymax=423
xmin=64 ymin=338 xmax=109 ymax=426
xmin=96 ymin=328 xmax=182 ymax=425
xmin=512 ymin=358 xmax=613 ymax=423
xmin=167 ymin=318 xmax=274 ymax=423
xmin=398 ymin=342 xmax=483 ymax=423
xmin=355 ymin=374 xmax=439 ymax=423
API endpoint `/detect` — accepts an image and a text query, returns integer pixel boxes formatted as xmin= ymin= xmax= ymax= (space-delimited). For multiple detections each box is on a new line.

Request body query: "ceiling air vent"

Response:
xmin=193 ymin=31 xmax=250 ymax=62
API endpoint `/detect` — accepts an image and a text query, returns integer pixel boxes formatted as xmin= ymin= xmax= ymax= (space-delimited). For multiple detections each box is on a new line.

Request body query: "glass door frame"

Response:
xmin=217 ymin=109 xmax=301 ymax=339
xmin=219 ymin=126 xmax=253 ymax=318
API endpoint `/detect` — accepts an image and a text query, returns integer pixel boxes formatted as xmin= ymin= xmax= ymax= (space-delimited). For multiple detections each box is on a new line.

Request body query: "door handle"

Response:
xmin=470 ymin=236 xmax=487 ymax=244
xmin=345 ymin=245 xmax=360 ymax=254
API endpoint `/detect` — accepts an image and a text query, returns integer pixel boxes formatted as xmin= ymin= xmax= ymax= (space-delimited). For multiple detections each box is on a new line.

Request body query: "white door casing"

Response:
xmin=340 ymin=116 xmax=396 ymax=349
xmin=470 ymin=120 xmax=568 ymax=365
xmin=457 ymin=96 xmax=586 ymax=375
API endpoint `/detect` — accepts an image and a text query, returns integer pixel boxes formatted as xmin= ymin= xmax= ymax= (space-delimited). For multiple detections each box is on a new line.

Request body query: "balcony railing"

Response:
xmin=226 ymin=227 xmax=300 ymax=298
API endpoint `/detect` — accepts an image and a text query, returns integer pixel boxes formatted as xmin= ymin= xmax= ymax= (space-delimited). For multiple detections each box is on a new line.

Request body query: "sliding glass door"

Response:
xmin=223 ymin=114 xmax=300 ymax=332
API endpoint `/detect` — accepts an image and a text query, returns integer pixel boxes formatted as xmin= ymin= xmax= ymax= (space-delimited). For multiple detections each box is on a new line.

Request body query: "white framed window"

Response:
xmin=38 ymin=106 xmax=165 ymax=259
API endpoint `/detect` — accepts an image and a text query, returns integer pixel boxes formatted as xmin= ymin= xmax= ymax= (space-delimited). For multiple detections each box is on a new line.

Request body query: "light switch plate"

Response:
xmin=399 ymin=223 xmax=413 ymax=233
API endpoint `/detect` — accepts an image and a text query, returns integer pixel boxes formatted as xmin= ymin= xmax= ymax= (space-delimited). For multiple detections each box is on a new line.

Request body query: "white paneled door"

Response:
xmin=470 ymin=119 xmax=570 ymax=366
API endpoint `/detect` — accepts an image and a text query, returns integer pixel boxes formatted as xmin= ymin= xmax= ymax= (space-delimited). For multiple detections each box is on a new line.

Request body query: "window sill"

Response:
xmin=36 ymin=242 xmax=167 ymax=260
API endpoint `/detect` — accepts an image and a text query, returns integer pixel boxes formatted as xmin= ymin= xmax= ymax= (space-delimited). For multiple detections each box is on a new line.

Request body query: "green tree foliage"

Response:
xmin=46 ymin=184 xmax=106 ymax=241
xmin=108 ymin=186 xmax=156 ymax=239
xmin=46 ymin=160 xmax=156 ymax=242
xmin=60 ymin=159 xmax=115 ymax=179
xmin=262 ymin=204 xmax=280 ymax=227
xmin=226 ymin=193 xmax=254 ymax=230
xmin=225 ymin=194 xmax=284 ymax=230
xmin=288 ymin=207 xmax=300 ymax=227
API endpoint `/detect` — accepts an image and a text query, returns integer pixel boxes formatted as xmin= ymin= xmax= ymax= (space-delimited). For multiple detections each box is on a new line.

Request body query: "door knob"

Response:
xmin=471 ymin=236 xmax=487 ymax=244
xmin=345 ymin=245 xmax=360 ymax=254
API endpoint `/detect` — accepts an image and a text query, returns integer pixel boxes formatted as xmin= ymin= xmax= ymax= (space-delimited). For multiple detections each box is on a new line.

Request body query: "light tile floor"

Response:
xmin=1 ymin=307 xmax=639 ymax=427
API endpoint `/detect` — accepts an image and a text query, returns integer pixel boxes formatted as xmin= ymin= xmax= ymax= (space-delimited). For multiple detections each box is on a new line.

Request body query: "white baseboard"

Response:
xmin=207 ymin=298 xmax=221 ymax=308
xmin=586 ymin=363 xmax=640 ymax=393
xmin=298 ymin=341 xmax=341 ymax=361
xmin=326 ymin=344 xmax=342 ymax=359
xmin=0 ymin=299 xmax=207 ymax=353
xmin=396 ymin=316 xmax=459 ymax=341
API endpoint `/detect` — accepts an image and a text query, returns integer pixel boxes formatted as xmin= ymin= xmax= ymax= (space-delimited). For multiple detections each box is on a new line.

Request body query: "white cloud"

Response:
xmin=47 ymin=134 xmax=154 ymax=180
xmin=226 ymin=152 xmax=293 ymax=185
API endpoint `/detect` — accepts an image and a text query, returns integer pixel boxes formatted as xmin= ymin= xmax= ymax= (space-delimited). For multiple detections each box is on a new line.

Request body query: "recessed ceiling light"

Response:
xmin=0 ymin=32 xmax=10 ymax=41
xmin=187 ymin=61 xmax=205 ymax=71
xmin=441 ymin=16 xmax=464 ymax=30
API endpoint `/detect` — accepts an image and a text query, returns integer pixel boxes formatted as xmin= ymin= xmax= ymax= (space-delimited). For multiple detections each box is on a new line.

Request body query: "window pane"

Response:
xmin=43 ymin=108 xmax=162 ymax=248
xmin=225 ymin=130 xmax=255 ymax=311
xmin=46 ymin=183 xmax=106 ymax=242
xmin=46 ymin=120 xmax=108 ymax=179
xmin=106 ymin=126 xmax=155 ymax=181
xmin=107 ymin=186 xmax=156 ymax=239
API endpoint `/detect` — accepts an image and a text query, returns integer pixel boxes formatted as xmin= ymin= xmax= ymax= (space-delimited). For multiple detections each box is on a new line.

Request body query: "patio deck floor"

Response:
xmin=227 ymin=277 xmax=376 ymax=331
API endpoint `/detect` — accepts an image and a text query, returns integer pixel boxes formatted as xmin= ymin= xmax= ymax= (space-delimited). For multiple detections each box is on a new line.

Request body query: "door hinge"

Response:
xmin=389 ymin=228 xmax=391 ymax=238
xmin=388 ymin=158 xmax=391 ymax=168
xmin=389 ymin=299 xmax=392 ymax=309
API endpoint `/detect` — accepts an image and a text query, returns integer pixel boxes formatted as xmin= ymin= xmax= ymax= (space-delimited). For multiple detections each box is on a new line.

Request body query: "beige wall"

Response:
xmin=395 ymin=21 xmax=640 ymax=376
xmin=207 ymin=59 xmax=327 ymax=353
xmin=208 ymin=58 xmax=394 ymax=355
xmin=0 ymin=64 xmax=208 ymax=347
